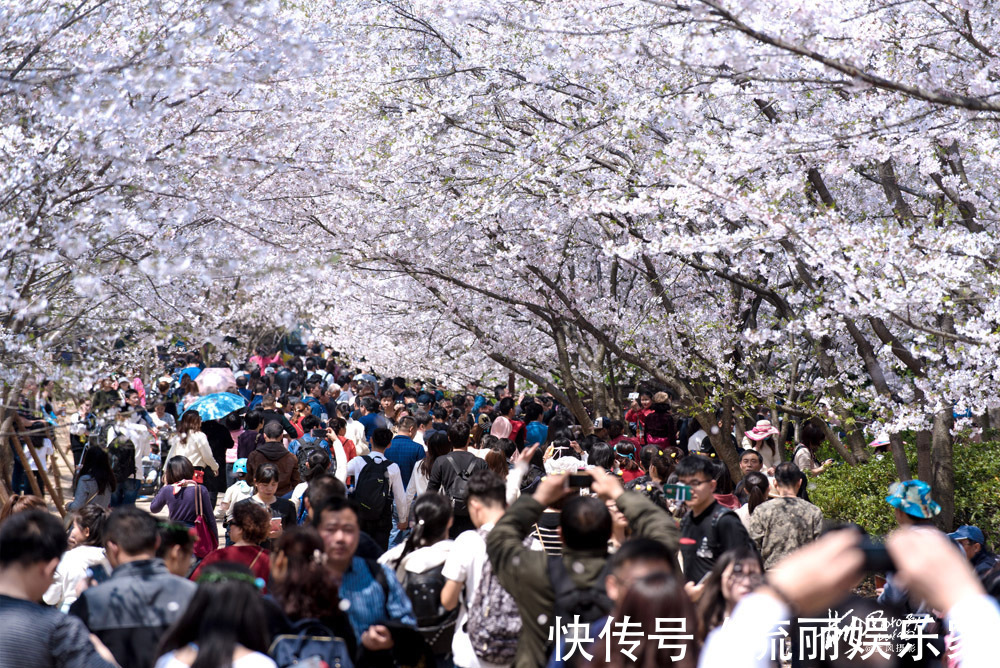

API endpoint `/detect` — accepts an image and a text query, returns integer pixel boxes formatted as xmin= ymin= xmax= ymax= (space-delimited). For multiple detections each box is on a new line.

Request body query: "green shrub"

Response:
xmin=810 ymin=441 xmax=1000 ymax=547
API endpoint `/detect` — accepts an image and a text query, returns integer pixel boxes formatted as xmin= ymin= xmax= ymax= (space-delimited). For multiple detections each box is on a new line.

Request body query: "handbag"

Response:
xmin=192 ymin=484 xmax=218 ymax=559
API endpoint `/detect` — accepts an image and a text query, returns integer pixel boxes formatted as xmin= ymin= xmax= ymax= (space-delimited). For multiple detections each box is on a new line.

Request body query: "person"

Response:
xmin=674 ymin=455 xmax=752 ymax=585
xmin=700 ymin=527 xmax=1000 ymax=668
xmin=199 ymin=418 xmax=233 ymax=506
xmin=747 ymin=462 xmax=823 ymax=569
xmin=288 ymin=414 xmax=328 ymax=456
xmin=950 ymin=525 xmax=998 ymax=577
xmin=486 ymin=467 xmax=679 ymax=668
xmin=642 ymin=392 xmax=676 ymax=447
xmin=237 ymin=410 xmax=263 ymax=460
xmin=624 ymin=391 xmax=653 ymax=437
xmin=44 ymin=505 xmax=112 ymax=611
xmin=155 ymin=563 xmax=275 ymax=668
xmin=341 ymin=402 xmax=368 ymax=455
xmin=244 ymin=463 xmax=297 ymax=539
xmin=69 ymin=399 xmax=96 ymax=466
xmin=878 ymin=479 xmax=944 ymax=615
xmin=523 ymin=402 xmax=548 ymax=446
xmin=695 ymin=546 xmax=764 ymax=639
xmin=586 ymin=571 xmax=699 ymax=668
xmin=166 ymin=411 xmax=220 ymax=480
xmin=792 ymin=421 xmax=834 ymax=476
xmin=311 ymin=495 xmax=418 ymax=656
xmin=0 ymin=510 xmax=118 ymax=668
xmin=220 ymin=459 xmax=255 ymax=527
xmin=258 ymin=393 xmax=298 ymax=440
xmin=268 ymin=526 xmax=357 ymax=660
xmin=613 ymin=441 xmax=642 ymax=483
xmin=247 ymin=421 xmax=301 ymax=497
xmin=70 ymin=507 xmax=198 ymax=668
xmin=151 ymin=401 xmax=177 ymax=430
xmin=386 ymin=415 xmax=426 ymax=488
xmin=150 ymin=456 xmax=218 ymax=536
xmin=0 ymin=493 xmax=47 ymax=523
xmin=357 ymin=396 xmax=388 ymax=442
xmin=742 ymin=419 xmax=781 ymax=472
xmin=329 ymin=416 xmax=358 ymax=461
xmin=190 ymin=500 xmax=271 ymax=585
xmin=427 ymin=422 xmax=488 ymax=537
xmin=732 ymin=449 xmax=764 ymax=504
xmin=347 ymin=426 xmax=409 ymax=551
xmin=291 ymin=448 xmax=333 ymax=520
xmin=546 ymin=537 xmax=679 ymax=668
xmin=157 ymin=521 xmax=196 ymax=577
xmin=441 ymin=470 xmax=518 ymax=668
xmin=407 ymin=430 xmax=451 ymax=509
xmin=733 ymin=471 xmax=769 ymax=530
xmin=379 ymin=493 xmax=456 ymax=663
xmin=68 ymin=445 xmax=116 ymax=511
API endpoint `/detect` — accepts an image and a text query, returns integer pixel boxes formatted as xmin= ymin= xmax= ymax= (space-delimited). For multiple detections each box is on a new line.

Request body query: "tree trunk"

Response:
xmin=706 ymin=409 xmax=742 ymax=482
xmin=817 ymin=420 xmax=858 ymax=466
xmin=931 ymin=409 xmax=955 ymax=530
xmin=915 ymin=429 xmax=933 ymax=484
xmin=889 ymin=432 xmax=912 ymax=481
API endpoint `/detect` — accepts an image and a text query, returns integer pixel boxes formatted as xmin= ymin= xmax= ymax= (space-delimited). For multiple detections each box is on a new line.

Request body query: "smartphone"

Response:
xmin=87 ymin=564 xmax=111 ymax=584
xmin=192 ymin=469 xmax=204 ymax=484
xmin=311 ymin=428 xmax=327 ymax=439
xmin=627 ymin=392 xmax=639 ymax=401
xmin=567 ymin=473 xmax=592 ymax=488
xmin=269 ymin=517 xmax=283 ymax=532
xmin=662 ymin=484 xmax=693 ymax=502
xmin=874 ymin=574 xmax=887 ymax=589
xmin=860 ymin=535 xmax=895 ymax=572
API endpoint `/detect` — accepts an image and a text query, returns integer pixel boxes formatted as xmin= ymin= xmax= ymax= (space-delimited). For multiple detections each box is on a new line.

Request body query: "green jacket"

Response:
xmin=486 ymin=491 xmax=680 ymax=668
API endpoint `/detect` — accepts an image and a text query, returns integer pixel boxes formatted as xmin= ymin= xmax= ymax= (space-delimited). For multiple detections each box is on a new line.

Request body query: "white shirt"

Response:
xmin=406 ymin=462 xmax=430 ymax=507
xmin=109 ymin=421 xmax=153 ymax=475
xmin=441 ymin=524 xmax=511 ymax=668
xmin=688 ymin=429 xmax=707 ymax=452
xmin=24 ymin=438 xmax=54 ymax=471
xmin=346 ymin=451 xmax=409 ymax=522
xmin=379 ymin=539 xmax=454 ymax=583
xmin=345 ymin=418 xmax=367 ymax=455
xmin=167 ymin=431 xmax=219 ymax=473
xmin=699 ymin=592 xmax=1000 ymax=668
xmin=43 ymin=545 xmax=109 ymax=612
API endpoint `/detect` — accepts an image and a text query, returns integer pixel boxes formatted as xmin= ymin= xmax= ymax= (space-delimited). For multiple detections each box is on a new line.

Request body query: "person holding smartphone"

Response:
xmin=247 ymin=463 xmax=296 ymax=543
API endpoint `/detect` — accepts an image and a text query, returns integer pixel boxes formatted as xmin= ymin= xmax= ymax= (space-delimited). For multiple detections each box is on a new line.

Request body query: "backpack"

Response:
xmin=296 ymin=438 xmax=330 ymax=478
xmin=269 ymin=618 xmax=353 ymax=668
xmin=548 ymin=555 xmax=613 ymax=628
xmin=444 ymin=457 xmax=479 ymax=515
xmin=351 ymin=455 xmax=393 ymax=522
xmin=465 ymin=528 xmax=522 ymax=664
xmin=401 ymin=564 xmax=458 ymax=655
xmin=107 ymin=433 xmax=136 ymax=485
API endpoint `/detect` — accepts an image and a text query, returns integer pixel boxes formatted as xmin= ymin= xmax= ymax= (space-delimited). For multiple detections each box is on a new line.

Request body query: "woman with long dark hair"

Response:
xmin=378 ymin=492 xmax=456 ymax=661
xmin=167 ymin=411 xmax=219 ymax=479
xmin=68 ymin=446 xmax=116 ymax=510
xmin=405 ymin=430 xmax=451 ymax=505
xmin=268 ymin=526 xmax=356 ymax=660
xmin=735 ymin=471 xmax=770 ymax=529
xmin=44 ymin=505 xmax=111 ymax=610
xmin=155 ymin=563 xmax=274 ymax=668
xmin=150 ymin=456 xmax=217 ymax=534
xmin=614 ymin=441 xmax=642 ymax=483
xmin=588 ymin=572 xmax=699 ymax=668
xmin=695 ymin=546 xmax=764 ymax=641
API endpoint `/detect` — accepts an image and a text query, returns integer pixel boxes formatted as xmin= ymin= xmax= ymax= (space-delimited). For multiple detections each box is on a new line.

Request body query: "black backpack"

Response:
xmin=352 ymin=455 xmax=392 ymax=522
xmin=444 ymin=457 xmax=479 ymax=515
xmin=548 ymin=555 xmax=613 ymax=628
xmin=401 ymin=564 xmax=458 ymax=655
xmin=107 ymin=435 xmax=136 ymax=485
xmin=269 ymin=618 xmax=353 ymax=668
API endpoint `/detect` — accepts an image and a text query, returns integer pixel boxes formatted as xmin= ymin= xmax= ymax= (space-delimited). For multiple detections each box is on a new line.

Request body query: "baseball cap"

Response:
xmin=885 ymin=479 xmax=941 ymax=519
xmin=949 ymin=525 xmax=985 ymax=546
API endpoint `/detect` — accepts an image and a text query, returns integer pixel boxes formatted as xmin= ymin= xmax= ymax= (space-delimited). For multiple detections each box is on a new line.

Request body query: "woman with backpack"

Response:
xmin=378 ymin=493 xmax=457 ymax=665
xmin=268 ymin=526 xmax=357 ymax=664
xmin=155 ymin=563 xmax=275 ymax=668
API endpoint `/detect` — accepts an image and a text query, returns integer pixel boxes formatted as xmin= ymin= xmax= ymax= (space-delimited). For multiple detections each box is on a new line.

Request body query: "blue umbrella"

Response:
xmin=187 ymin=392 xmax=247 ymax=421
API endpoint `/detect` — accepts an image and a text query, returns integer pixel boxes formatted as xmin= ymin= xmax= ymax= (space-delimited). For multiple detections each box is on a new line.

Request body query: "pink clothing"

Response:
xmin=132 ymin=377 xmax=146 ymax=407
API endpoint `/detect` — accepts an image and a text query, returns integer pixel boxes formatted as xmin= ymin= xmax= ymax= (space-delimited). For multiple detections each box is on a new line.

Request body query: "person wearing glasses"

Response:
xmin=675 ymin=455 xmax=753 ymax=587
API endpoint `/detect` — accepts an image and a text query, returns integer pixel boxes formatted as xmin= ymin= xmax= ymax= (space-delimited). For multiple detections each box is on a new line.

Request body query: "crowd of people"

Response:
xmin=2 ymin=343 xmax=999 ymax=668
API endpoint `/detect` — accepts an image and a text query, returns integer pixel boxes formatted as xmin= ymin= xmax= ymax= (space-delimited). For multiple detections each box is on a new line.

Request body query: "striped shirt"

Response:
xmin=339 ymin=556 xmax=417 ymax=640
xmin=0 ymin=594 xmax=115 ymax=667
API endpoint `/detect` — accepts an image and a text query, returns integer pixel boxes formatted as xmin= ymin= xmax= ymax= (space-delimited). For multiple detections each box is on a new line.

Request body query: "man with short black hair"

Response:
xmin=487 ymin=468 xmax=679 ymax=667
xmin=675 ymin=454 xmax=752 ymax=584
xmin=357 ymin=396 xmax=387 ymax=441
xmin=0 ymin=510 xmax=117 ymax=668
xmin=70 ymin=507 xmax=196 ymax=668
xmin=346 ymin=427 xmax=408 ymax=551
xmin=259 ymin=393 xmax=297 ymax=439
xmin=247 ymin=420 xmax=301 ymax=496
xmin=312 ymin=496 xmax=416 ymax=654
xmin=428 ymin=422 xmax=488 ymax=537
xmin=412 ymin=410 xmax=433 ymax=446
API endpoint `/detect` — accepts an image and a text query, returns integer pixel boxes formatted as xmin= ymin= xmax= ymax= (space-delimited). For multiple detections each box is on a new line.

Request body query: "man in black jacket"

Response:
xmin=70 ymin=508 xmax=196 ymax=668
